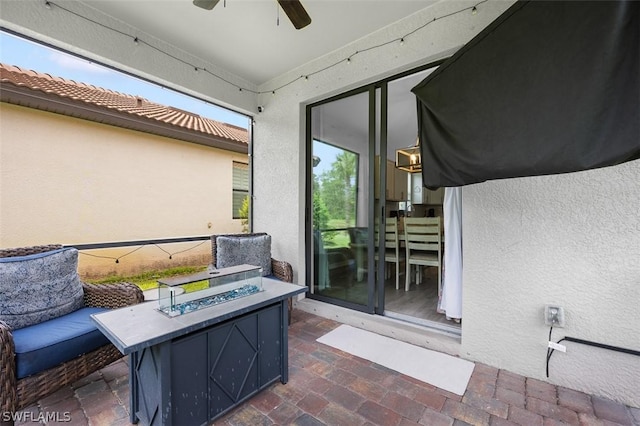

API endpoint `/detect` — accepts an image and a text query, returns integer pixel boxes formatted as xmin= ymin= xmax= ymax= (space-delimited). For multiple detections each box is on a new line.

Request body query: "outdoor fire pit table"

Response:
xmin=91 ymin=266 xmax=306 ymax=426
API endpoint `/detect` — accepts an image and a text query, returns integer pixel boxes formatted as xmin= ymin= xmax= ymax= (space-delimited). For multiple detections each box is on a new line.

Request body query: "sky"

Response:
xmin=313 ymin=139 xmax=344 ymax=178
xmin=0 ymin=31 xmax=249 ymax=129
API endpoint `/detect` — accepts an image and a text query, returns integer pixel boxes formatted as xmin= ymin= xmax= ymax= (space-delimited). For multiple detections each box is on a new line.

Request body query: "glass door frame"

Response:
xmin=304 ymin=58 xmax=446 ymax=316
xmin=305 ymin=85 xmax=380 ymax=314
xmin=375 ymin=83 xmax=388 ymax=315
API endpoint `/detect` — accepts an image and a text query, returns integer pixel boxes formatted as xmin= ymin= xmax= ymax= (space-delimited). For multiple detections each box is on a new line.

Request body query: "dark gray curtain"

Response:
xmin=412 ymin=1 xmax=639 ymax=188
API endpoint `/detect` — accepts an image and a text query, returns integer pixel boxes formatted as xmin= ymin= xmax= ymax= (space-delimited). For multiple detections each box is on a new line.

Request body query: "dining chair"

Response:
xmin=374 ymin=217 xmax=405 ymax=290
xmin=404 ymin=217 xmax=442 ymax=292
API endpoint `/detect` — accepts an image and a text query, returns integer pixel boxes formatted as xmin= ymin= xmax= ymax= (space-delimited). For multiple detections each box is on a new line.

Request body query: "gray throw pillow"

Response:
xmin=216 ymin=235 xmax=272 ymax=276
xmin=0 ymin=248 xmax=85 ymax=329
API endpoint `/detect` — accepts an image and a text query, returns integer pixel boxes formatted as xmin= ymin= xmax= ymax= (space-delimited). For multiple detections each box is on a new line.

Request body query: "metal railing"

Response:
xmin=63 ymin=235 xmax=210 ymax=250
xmin=63 ymin=235 xmax=212 ymax=264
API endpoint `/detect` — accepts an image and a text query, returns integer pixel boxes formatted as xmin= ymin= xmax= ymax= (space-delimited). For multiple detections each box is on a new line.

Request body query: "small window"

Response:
xmin=232 ymin=162 xmax=249 ymax=219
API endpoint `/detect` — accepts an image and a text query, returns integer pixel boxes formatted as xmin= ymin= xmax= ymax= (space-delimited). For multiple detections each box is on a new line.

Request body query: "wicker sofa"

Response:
xmin=211 ymin=233 xmax=294 ymax=322
xmin=0 ymin=244 xmax=143 ymax=417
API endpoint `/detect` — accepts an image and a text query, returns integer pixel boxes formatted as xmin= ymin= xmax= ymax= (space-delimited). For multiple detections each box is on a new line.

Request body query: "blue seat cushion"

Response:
xmin=12 ymin=307 xmax=111 ymax=379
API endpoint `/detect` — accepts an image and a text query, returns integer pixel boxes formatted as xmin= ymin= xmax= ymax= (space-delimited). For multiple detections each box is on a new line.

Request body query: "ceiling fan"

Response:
xmin=193 ymin=0 xmax=312 ymax=30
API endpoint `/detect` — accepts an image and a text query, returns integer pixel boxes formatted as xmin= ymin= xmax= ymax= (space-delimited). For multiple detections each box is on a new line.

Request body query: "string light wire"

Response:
xmin=42 ymin=0 xmax=487 ymax=96
xmin=154 ymin=240 xmax=208 ymax=260
xmin=79 ymin=240 xmax=208 ymax=263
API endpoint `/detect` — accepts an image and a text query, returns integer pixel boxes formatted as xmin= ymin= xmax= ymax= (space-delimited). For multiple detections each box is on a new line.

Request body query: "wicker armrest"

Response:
xmin=0 ymin=320 xmax=17 ymax=414
xmin=82 ymin=282 xmax=144 ymax=309
xmin=271 ymin=258 xmax=293 ymax=283
xmin=0 ymin=244 xmax=63 ymax=258
xmin=270 ymin=259 xmax=294 ymax=325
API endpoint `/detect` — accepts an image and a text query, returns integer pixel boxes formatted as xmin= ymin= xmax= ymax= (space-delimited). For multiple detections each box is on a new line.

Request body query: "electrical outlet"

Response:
xmin=544 ymin=305 xmax=565 ymax=327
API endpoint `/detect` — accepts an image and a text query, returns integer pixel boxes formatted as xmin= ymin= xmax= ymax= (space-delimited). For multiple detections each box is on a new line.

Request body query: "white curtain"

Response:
xmin=439 ymin=187 xmax=463 ymax=320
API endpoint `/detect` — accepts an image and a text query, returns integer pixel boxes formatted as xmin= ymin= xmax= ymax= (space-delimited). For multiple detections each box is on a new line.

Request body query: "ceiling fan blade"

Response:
xmin=277 ymin=0 xmax=312 ymax=29
xmin=193 ymin=0 xmax=220 ymax=10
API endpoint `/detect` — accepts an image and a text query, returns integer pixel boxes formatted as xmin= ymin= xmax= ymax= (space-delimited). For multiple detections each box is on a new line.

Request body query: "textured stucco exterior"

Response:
xmin=0 ymin=103 xmax=246 ymax=277
xmin=1 ymin=0 xmax=638 ymax=407
xmin=461 ymin=161 xmax=640 ymax=406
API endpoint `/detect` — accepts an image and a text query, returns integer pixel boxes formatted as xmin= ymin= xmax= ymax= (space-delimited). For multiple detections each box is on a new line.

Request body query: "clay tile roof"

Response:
xmin=0 ymin=63 xmax=248 ymax=146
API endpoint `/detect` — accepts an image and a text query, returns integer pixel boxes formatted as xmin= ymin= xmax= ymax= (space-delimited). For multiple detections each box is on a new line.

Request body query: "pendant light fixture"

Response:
xmin=395 ymin=135 xmax=422 ymax=173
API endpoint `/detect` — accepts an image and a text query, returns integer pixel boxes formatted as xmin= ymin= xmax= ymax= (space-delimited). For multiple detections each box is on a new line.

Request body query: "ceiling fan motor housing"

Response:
xmin=193 ymin=0 xmax=311 ymax=29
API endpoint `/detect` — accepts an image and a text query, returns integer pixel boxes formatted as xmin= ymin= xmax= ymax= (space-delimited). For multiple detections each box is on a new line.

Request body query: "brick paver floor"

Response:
xmin=14 ymin=310 xmax=640 ymax=425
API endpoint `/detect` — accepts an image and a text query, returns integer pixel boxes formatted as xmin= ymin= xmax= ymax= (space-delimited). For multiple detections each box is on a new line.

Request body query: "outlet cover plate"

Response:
xmin=544 ymin=304 xmax=566 ymax=327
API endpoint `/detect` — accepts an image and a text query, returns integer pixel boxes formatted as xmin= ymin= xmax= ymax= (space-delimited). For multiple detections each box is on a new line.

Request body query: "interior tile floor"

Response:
xmin=383 ymin=266 xmax=460 ymax=329
xmin=14 ymin=311 xmax=639 ymax=426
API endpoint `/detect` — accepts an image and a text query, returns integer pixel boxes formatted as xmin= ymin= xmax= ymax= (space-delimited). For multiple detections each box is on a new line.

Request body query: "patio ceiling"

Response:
xmin=74 ymin=0 xmax=437 ymax=85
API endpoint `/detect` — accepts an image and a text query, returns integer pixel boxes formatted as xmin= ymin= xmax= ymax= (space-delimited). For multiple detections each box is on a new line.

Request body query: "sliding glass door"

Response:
xmin=306 ymin=63 xmax=461 ymax=333
xmin=307 ymin=89 xmax=379 ymax=312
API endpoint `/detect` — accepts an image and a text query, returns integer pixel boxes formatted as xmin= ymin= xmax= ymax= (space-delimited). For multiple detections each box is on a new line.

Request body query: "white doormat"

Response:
xmin=316 ymin=324 xmax=474 ymax=395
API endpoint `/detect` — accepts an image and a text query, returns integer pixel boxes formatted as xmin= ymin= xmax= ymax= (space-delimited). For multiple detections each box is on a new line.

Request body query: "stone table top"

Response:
xmin=92 ymin=278 xmax=306 ymax=355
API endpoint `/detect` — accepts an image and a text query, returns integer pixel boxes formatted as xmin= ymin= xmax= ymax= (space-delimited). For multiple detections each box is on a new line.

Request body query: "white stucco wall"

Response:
xmin=461 ymin=161 xmax=640 ymax=407
xmin=0 ymin=104 xmax=246 ymax=277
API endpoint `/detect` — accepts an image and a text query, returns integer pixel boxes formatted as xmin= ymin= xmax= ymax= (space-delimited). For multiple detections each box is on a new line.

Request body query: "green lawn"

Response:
xmin=322 ymin=219 xmax=351 ymax=249
xmin=325 ymin=232 xmax=349 ymax=248
xmin=86 ymin=265 xmax=208 ymax=291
